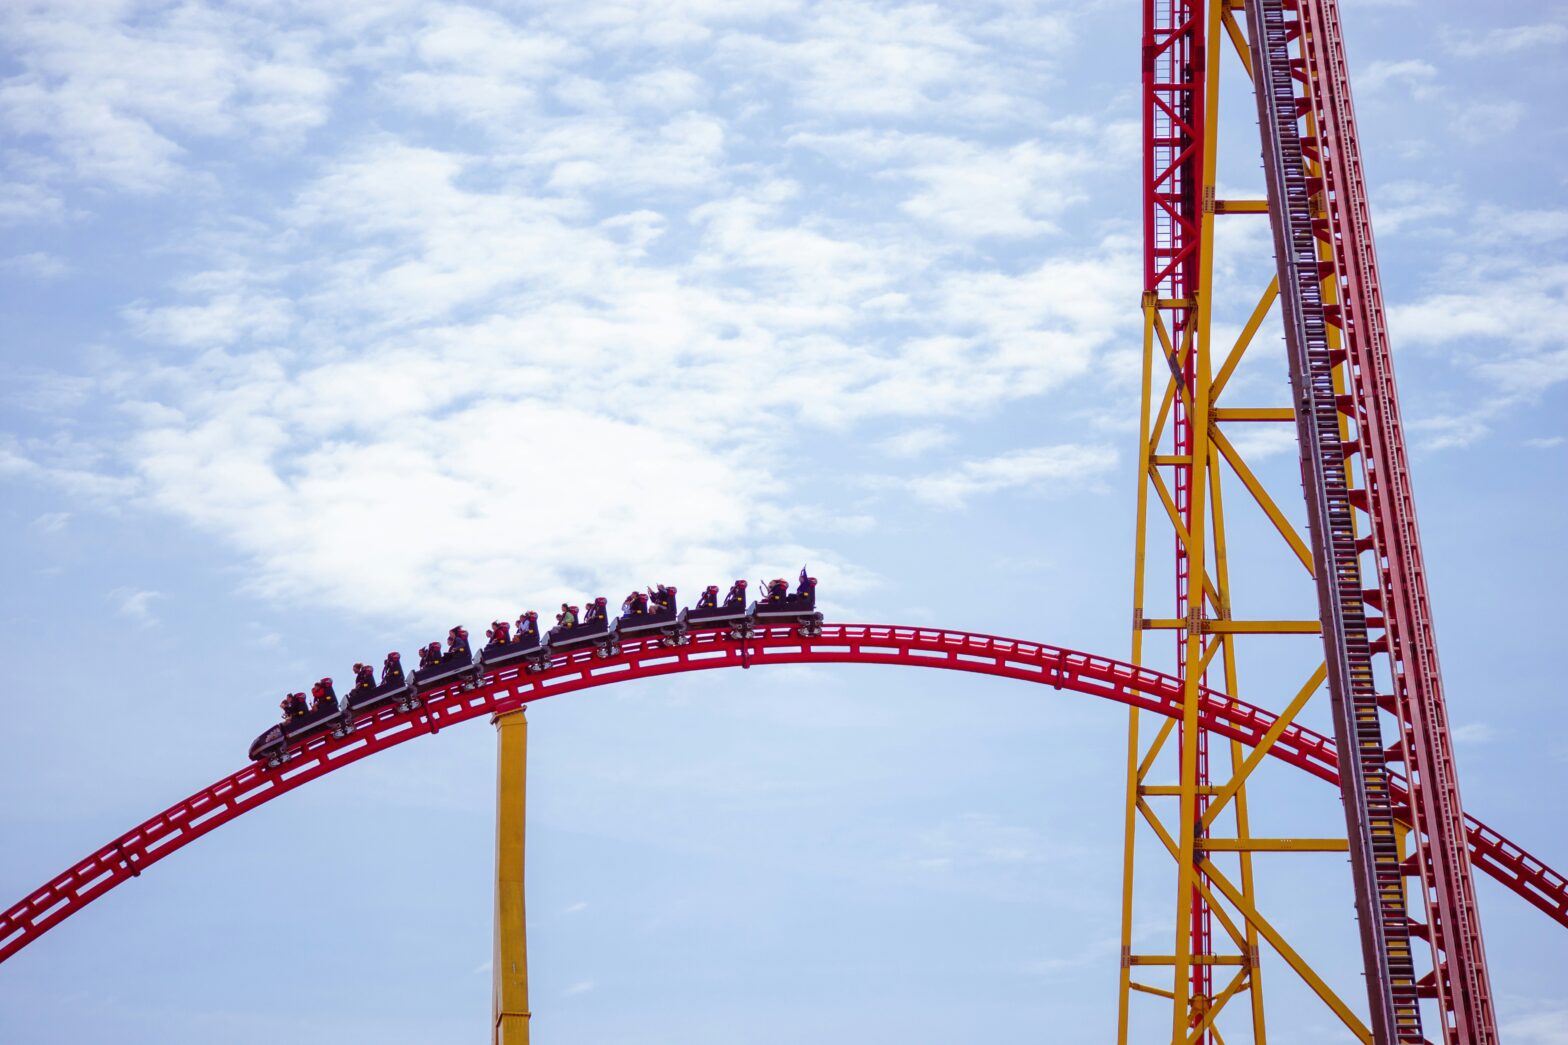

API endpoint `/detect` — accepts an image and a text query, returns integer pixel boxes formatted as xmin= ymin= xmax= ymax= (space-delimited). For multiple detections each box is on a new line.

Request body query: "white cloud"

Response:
xmin=1223 ymin=425 xmax=1300 ymax=462
xmin=1451 ymin=723 xmax=1496 ymax=744
xmin=0 ymin=0 xmax=1139 ymax=631
xmin=1356 ymin=59 xmax=1439 ymax=99
xmin=905 ymin=444 xmax=1118 ymax=508
xmin=1443 ymin=21 xmax=1568 ymax=58
xmin=110 ymin=587 xmax=163 ymax=627
xmin=1503 ymin=1005 xmax=1568 ymax=1044
xmin=0 ymin=1 xmax=336 ymax=191
xmin=29 ymin=511 xmax=70 ymax=534
xmin=877 ymin=426 xmax=953 ymax=459
xmin=724 ymin=4 xmax=988 ymax=119
xmin=791 ymin=122 xmax=1134 ymax=242
xmin=0 ymin=251 xmax=69 ymax=278
xmin=1372 ymin=180 xmax=1461 ymax=237
xmin=0 ymin=177 xmax=67 ymax=225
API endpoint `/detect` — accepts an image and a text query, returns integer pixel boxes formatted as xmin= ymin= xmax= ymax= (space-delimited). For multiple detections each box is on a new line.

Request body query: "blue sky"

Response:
xmin=1 ymin=0 xmax=1564 ymax=1042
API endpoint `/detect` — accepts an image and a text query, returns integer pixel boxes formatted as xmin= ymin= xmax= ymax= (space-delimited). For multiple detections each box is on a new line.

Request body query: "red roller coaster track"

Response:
xmin=3 ymin=623 xmax=1563 ymax=968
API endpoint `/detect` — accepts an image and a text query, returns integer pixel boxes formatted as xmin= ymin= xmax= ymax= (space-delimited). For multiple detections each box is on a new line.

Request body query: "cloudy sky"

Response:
xmin=1 ymin=0 xmax=1564 ymax=1042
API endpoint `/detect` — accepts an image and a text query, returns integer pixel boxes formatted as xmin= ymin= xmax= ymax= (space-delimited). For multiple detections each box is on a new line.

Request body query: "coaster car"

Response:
xmin=681 ymin=581 xmax=752 ymax=638
xmin=482 ymin=616 xmax=548 ymax=672
xmin=617 ymin=585 xmax=685 ymax=647
xmin=248 ymin=701 xmax=344 ymax=766
xmin=751 ymin=574 xmax=823 ymax=636
xmin=549 ymin=597 xmax=618 ymax=658
xmin=413 ymin=630 xmax=476 ymax=689
xmin=346 ymin=672 xmax=414 ymax=717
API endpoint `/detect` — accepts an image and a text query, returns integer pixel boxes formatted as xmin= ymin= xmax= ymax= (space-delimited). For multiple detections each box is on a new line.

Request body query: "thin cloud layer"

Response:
xmin=2 ymin=0 xmax=1139 ymax=626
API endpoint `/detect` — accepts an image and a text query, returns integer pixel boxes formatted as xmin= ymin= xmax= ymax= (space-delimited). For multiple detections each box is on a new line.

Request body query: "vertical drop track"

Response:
xmin=1247 ymin=0 xmax=1497 ymax=1040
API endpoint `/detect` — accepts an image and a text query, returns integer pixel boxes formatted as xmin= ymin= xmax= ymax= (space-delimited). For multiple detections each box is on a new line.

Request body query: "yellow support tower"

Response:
xmin=1116 ymin=1 xmax=1370 ymax=1040
xmin=494 ymin=709 xmax=531 ymax=1045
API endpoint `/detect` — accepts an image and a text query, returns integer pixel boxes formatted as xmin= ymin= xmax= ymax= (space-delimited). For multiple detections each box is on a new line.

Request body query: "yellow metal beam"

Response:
xmin=1170 ymin=5 xmax=1228 ymax=1029
xmin=1132 ymin=954 xmax=1249 ymax=966
xmin=1131 ymin=981 xmax=1177 ymax=1000
xmin=1198 ymin=839 xmax=1349 ymax=852
xmin=1135 ymin=799 xmax=1251 ymax=954
xmin=1200 ymin=860 xmax=1373 ymax=1043
xmin=1138 ymin=618 xmax=1321 ymax=634
xmin=1215 ymin=199 xmax=1267 ymax=214
xmin=1206 ymin=412 xmax=1268 ymax=1043
xmin=1117 ymin=294 xmax=1160 ymax=1044
xmin=1210 ymin=278 xmax=1279 ymax=402
xmin=1201 ymin=664 xmax=1328 ymax=831
xmin=1213 ymin=407 xmax=1294 ymax=422
xmin=1137 ymin=716 xmax=1178 ymax=782
xmin=1206 ymin=620 xmax=1321 ymax=635
xmin=1186 ymin=967 xmax=1252 ymax=1045
xmin=1208 ymin=427 xmax=1315 ymax=574
xmin=494 ymin=710 xmax=531 ymax=1045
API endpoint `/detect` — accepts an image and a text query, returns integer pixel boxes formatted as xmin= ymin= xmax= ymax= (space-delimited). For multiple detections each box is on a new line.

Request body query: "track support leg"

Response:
xmin=494 ymin=709 xmax=531 ymax=1045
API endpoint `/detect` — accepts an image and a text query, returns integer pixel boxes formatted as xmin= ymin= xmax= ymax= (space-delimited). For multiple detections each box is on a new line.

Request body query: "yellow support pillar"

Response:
xmin=494 ymin=710 xmax=531 ymax=1045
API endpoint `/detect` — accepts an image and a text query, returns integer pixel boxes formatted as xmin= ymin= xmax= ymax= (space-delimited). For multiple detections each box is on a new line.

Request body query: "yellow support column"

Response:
xmin=494 ymin=710 xmax=531 ymax=1045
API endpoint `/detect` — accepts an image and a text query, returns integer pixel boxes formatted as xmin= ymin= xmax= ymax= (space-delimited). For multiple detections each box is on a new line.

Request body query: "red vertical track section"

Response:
xmin=1143 ymin=0 xmax=1213 ymax=1021
xmin=1292 ymin=0 xmax=1497 ymax=1038
xmin=1246 ymin=0 xmax=1419 ymax=1037
xmin=2 ymin=626 xmax=1564 ymax=972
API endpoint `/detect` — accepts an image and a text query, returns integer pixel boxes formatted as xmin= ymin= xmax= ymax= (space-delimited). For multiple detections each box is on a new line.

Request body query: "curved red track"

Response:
xmin=2 ymin=623 xmax=1563 ymax=965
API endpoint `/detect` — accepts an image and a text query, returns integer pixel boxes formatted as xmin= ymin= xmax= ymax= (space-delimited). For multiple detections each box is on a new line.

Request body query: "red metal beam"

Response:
xmin=1143 ymin=0 xmax=1214 ymax=1018
xmin=2 ymin=623 xmax=1562 ymax=973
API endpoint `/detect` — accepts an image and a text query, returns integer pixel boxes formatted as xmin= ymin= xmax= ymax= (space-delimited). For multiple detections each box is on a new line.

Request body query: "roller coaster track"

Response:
xmin=3 ymin=623 xmax=1564 ymax=968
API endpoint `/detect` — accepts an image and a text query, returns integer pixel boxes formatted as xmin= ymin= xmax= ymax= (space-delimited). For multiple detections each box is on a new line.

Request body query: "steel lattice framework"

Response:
xmin=2 ymin=625 xmax=1564 ymax=973
xmin=1122 ymin=0 xmax=1505 ymax=1040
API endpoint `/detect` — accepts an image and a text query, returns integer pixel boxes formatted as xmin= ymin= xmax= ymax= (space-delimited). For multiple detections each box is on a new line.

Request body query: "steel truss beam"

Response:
xmin=3 ymin=624 xmax=1561 ymax=978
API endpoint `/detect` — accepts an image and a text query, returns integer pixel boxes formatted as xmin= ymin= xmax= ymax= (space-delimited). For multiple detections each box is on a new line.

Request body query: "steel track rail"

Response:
xmin=1246 ymin=2 xmax=1418 ymax=1038
xmin=2 ymin=624 xmax=1563 ymax=970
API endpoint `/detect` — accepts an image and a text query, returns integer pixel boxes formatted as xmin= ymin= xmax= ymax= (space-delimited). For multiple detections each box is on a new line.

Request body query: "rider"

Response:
xmin=695 ymin=585 xmax=720 ymax=610
xmin=764 ymin=577 xmax=789 ymax=601
xmin=516 ymin=611 xmax=539 ymax=642
xmin=419 ymin=642 xmax=442 ymax=669
xmin=724 ymin=579 xmax=747 ymax=607
xmin=651 ymin=584 xmax=675 ymax=612
xmin=353 ymin=663 xmax=376 ymax=691
xmin=556 ymin=603 xmax=579 ymax=629
xmin=447 ymin=626 xmax=470 ymax=659
xmin=280 ymin=692 xmax=308 ymax=719
xmin=311 ymin=678 xmax=338 ymax=712
xmin=584 ymin=597 xmax=608 ymax=625
xmin=486 ymin=620 xmax=511 ymax=647
xmin=623 ymin=590 xmax=648 ymax=617
xmin=382 ymin=651 xmax=403 ymax=684
xmin=795 ymin=567 xmax=816 ymax=599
